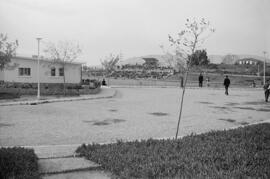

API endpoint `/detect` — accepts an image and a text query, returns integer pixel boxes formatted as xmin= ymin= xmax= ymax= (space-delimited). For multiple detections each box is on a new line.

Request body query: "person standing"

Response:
xmin=263 ymin=80 xmax=270 ymax=102
xmin=102 ymin=78 xmax=107 ymax=86
xmin=198 ymin=73 xmax=203 ymax=87
xmin=224 ymin=75 xmax=230 ymax=95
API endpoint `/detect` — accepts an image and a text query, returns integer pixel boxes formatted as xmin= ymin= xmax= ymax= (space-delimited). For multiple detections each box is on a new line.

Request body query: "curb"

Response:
xmin=0 ymin=88 xmax=117 ymax=106
xmin=40 ymin=166 xmax=103 ymax=176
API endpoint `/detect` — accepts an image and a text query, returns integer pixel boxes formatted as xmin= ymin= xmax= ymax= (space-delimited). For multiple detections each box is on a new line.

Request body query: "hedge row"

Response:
xmin=76 ymin=123 xmax=270 ymax=178
xmin=0 ymin=147 xmax=40 ymax=179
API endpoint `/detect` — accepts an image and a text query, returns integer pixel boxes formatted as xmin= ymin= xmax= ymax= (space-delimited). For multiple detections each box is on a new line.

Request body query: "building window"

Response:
xmin=51 ymin=68 xmax=56 ymax=76
xmin=18 ymin=68 xmax=31 ymax=76
xmin=59 ymin=68 xmax=64 ymax=76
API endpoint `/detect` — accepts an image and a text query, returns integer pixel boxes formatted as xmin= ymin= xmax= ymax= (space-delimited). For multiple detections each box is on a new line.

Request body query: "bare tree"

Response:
xmin=44 ymin=41 xmax=82 ymax=95
xmin=100 ymin=53 xmax=121 ymax=75
xmin=0 ymin=33 xmax=18 ymax=70
xmin=163 ymin=18 xmax=214 ymax=139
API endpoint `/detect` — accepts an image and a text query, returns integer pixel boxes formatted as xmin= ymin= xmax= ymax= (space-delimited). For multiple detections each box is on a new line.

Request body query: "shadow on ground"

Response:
xmin=82 ymin=119 xmax=126 ymax=126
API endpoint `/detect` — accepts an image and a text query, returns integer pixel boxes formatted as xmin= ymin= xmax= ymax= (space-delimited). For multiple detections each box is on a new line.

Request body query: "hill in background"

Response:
xmin=119 ymin=54 xmax=270 ymax=66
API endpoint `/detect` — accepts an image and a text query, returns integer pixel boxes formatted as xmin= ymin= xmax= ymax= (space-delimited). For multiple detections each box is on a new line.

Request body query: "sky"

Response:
xmin=0 ymin=0 xmax=269 ymax=65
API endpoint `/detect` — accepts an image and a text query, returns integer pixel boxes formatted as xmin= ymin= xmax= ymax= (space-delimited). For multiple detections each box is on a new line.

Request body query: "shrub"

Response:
xmin=77 ymin=123 xmax=270 ymax=178
xmin=0 ymin=92 xmax=20 ymax=99
xmin=0 ymin=147 xmax=40 ymax=179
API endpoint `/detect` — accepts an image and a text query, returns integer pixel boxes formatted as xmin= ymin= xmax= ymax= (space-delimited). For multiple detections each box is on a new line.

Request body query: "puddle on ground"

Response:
xmin=198 ymin=101 xmax=214 ymax=104
xmin=210 ymin=106 xmax=230 ymax=110
xmin=108 ymin=109 xmax=118 ymax=112
xmin=93 ymin=121 xmax=110 ymax=126
xmin=83 ymin=118 xmax=126 ymax=126
xmin=218 ymin=118 xmax=236 ymax=123
xmin=234 ymin=107 xmax=256 ymax=110
xmin=256 ymin=108 xmax=270 ymax=112
xmin=149 ymin=112 xmax=169 ymax=116
xmin=225 ymin=102 xmax=240 ymax=106
xmin=243 ymin=101 xmax=267 ymax=105
xmin=0 ymin=123 xmax=14 ymax=128
xmin=238 ymin=121 xmax=249 ymax=125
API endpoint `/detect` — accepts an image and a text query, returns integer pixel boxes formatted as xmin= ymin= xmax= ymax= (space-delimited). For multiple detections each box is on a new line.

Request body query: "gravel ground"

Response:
xmin=0 ymin=87 xmax=269 ymax=146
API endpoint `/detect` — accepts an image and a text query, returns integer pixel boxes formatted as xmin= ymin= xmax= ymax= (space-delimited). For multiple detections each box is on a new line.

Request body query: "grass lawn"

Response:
xmin=0 ymin=147 xmax=40 ymax=179
xmin=76 ymin=123 xmax=270 ymax=178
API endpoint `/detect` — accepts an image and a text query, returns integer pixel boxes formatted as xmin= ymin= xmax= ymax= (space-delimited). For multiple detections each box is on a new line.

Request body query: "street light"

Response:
xmin=36 ymin=38 xmax=42 ymax=99
xmin=263 ymin=51 xmax=267 ymax=85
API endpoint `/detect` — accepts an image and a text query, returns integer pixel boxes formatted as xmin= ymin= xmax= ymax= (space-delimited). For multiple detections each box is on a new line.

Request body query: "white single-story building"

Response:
xmin=0 ymin=56 xmax=83 ymax=84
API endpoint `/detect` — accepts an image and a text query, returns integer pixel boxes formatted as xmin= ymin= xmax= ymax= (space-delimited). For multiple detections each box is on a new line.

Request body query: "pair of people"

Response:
xmin=198 ymin=74 xmax=210 ymax=87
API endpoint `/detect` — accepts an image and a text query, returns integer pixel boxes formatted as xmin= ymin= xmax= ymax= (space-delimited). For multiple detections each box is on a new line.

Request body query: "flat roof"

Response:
xmin=12 ymin=56 xmax=84 ymax=65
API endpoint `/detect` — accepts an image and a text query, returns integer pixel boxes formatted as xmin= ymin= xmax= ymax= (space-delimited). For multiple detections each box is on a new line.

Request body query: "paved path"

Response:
xmin=1 ymin=87 xmax=269 ymax=147
xmin=38 ymin=157 xmax=111 ymax=179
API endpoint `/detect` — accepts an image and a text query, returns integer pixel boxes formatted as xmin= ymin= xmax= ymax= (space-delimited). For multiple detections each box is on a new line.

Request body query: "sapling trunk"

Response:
xmin=175 ymin=70 xmax=189 ymax=139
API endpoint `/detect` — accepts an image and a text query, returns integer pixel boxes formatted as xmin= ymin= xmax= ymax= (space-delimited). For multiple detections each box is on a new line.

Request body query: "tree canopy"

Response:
xmin=44 ymin=40 xmax=82 ymax=95
xmin=187 ymin=49 xmax=209 ymax=66
xmin=162 ymin=18 xmax=214 ymax=70
xmin=44 ymin=41 xmax=81 ymax=65
xmin=0 ymin=33 xmax=18 ymax=70
xmin=100 ymin=53 xmax=121 ymax=74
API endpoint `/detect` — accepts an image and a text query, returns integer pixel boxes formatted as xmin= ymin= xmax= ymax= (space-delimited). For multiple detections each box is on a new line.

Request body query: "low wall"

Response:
xmin=106 ymin=78 xmax=262 ymax=88
xmin=0 ymin=82 xmax=101 ymax=96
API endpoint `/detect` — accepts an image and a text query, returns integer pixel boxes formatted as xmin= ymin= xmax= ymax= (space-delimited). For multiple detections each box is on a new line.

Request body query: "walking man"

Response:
xmin=198 ymin=73 xmax=203 ymax=87
xmin=263 ymin=80 xmax=270 ymax=102
xmin=224 ymin=75 xmax=230 ymax=95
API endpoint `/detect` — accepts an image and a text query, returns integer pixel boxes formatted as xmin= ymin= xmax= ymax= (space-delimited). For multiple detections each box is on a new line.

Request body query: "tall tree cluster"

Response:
xmin=187 ymin=49 xmax=209 ymax=66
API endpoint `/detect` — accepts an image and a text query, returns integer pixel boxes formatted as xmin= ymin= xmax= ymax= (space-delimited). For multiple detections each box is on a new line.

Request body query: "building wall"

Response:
xmin=3 ymin=57 xmax=81 ymax=83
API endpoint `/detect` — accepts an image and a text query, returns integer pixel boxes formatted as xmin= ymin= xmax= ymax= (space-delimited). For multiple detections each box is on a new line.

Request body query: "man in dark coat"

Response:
xmin=102 ymin=78 xmax=107 ymax=86
xmin=263 ymin=80 xmax=270 ymax=102
xmin=198 ymin=73 xmax=203 ymax=87
xmin=224 ymin=75 xmax=230 ymax=95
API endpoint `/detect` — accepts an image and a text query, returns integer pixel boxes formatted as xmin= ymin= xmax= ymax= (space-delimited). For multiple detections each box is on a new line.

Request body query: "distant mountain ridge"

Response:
xmin=120 ymin=54 xmax=270 ymax=66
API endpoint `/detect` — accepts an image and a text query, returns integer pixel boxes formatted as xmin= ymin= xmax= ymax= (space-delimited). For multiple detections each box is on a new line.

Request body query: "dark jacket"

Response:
xmin=199 ymin=75 xmax=203 ymax=82
xmin=263 ymin=83 xmax=270 ymax=91
xmin=224 ymin=78 xmax=230 ymax=87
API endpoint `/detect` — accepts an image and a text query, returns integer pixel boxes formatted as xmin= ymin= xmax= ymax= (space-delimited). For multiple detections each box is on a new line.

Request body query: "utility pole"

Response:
xmin=36 ymin=38 xmax=42 ymax=99
xmin=263 ymin=51 xmax=267 ymax=85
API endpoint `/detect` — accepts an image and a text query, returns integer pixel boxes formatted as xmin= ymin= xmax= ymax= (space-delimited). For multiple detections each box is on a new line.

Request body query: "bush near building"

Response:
xmin=0 ymin=147 xmax=40 ymax=179
xmin=76 ymin=123 xmax=270 ymax=178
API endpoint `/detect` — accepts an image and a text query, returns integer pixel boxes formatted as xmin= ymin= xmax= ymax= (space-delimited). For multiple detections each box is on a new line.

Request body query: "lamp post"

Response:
xmin=263 ymin=51 xmax=267 ymax=85
xmin=37 ymin=38 xmax=42 ymax=99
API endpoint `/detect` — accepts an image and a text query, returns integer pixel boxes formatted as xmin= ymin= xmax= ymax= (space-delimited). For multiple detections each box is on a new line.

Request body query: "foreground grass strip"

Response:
xmin=76 ymin=123 xmax=270 ymax=178
xmin=0 ymin=147 xmax=40 ymax=179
